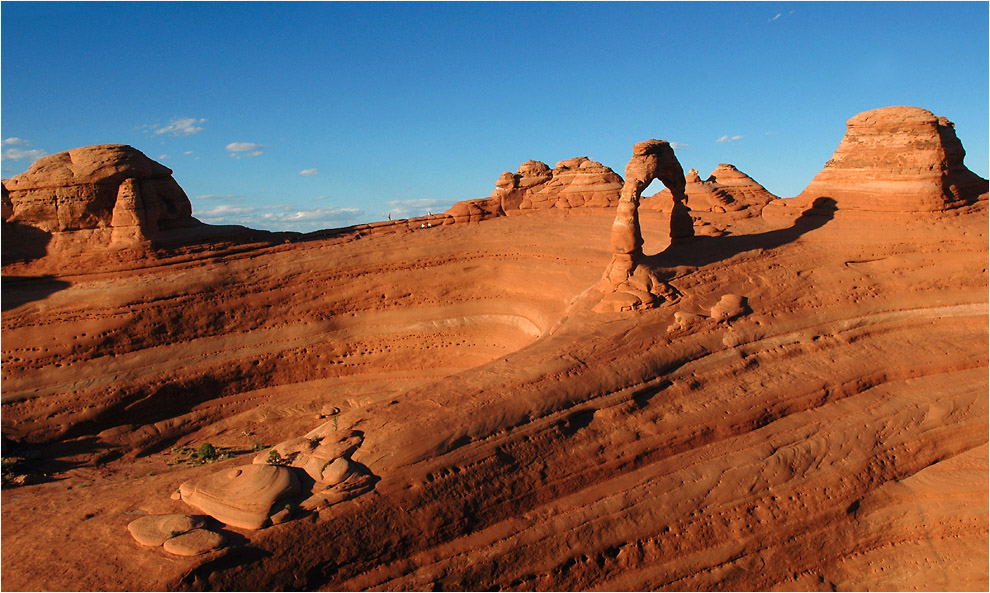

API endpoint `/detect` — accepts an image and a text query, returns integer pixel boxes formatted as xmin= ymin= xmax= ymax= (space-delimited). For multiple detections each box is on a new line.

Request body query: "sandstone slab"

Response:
xmin=178 ymin=464 xmax=300 ymax=530
xmin=161 ymin=529 xmax=225 ymax=556
xmin=127 ymin=514 xmax=203 ymax=547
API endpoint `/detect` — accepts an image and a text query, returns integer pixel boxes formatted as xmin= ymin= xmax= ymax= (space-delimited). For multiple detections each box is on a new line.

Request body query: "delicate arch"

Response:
xmin=602 ymin=139 xmax=692 ymax=294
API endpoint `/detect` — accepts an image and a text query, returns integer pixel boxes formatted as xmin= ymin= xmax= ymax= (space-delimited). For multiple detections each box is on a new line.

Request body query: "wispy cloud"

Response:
xmin=769 ymin=9 xmax=795 ymax=22
xmin=716 ymin=135 xmax=744 ymax=144
xmin=669 ymin=141 xmax=689 ymax=150
xmin=153 ymin=116 xmax=206 ymax=136
xmin=192 ymin=194 xmax=242 ymax=201
xmin=385 ymin=198 xmax=453 ymax=218
xmin=298 ymin=168 xmax=319 ymax=176
xmin=195 ymin=204 xmax=256 ymax=218
xmin=226 ymin=141 xmax=266 ymax=159
xmin=193 ymin=202 xmax=364 ymax=232
xmin=1 ymin=138 xmax=47 ymax=163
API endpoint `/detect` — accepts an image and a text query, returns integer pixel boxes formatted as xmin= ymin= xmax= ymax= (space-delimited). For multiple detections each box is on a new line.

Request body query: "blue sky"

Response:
xmin=3 ymin=2 xmax=987 ymax=232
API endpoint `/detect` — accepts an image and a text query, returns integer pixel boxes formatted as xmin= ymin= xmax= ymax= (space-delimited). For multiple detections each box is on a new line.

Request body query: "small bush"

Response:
xmin=196 ymin=443 xmax=218 ymax=461
xmin=266 ymin=449 xmax=286 ymax=466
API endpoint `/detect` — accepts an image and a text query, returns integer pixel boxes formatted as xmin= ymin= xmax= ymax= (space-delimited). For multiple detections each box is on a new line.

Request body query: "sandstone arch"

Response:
xmin=598 ymin=139 xmax=692 ymax=310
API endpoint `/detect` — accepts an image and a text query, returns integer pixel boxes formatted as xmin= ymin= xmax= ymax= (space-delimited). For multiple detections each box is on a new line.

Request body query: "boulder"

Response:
xmin=178 ymin=464 xmax=300 ymax=530
xmin=795 ymin=106 xmax=988 ymax=211
xmin=256 ymin=429 xmax=364 ymax=482
xmin=710 ymin=294 xmax=749 ymax=321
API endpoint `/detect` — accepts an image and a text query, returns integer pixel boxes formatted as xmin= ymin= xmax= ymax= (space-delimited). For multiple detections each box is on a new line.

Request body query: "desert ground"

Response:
xmin=2 ymin=106 xmax=987 ymax=591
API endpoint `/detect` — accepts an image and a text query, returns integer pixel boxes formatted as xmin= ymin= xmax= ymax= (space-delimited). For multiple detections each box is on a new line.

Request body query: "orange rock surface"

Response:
xmin=644 ymin=163 xmax=778 ymax=216
xmin=444 ymin=156 xmax=623 ymax=223
xmin=794 ymin=105 xmax=988 ymax=211
xmin=2 ymin=144 xmax=199 ymax=259
xmin=1 ymin=107 xmax=987 ymax=591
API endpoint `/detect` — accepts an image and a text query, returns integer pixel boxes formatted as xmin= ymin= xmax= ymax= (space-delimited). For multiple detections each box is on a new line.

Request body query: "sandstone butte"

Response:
xmin=1 ymin=105 xmax=987 ymax=591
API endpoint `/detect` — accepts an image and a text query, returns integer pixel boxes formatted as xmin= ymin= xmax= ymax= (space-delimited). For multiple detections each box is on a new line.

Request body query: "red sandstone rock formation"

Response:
xmin=496 ymin=157 xmax=624 ymax=211
xmin=1 ymin=144 xmax=197 ymax=256
xmin=444 ymin=156 xmax=623 ymax=223
xmin=596 ymin=139 xmax=690 ymax=312
xmin=794 ymin=106 xmax=988 ymax=211
xmin=2 ymin=107 xmax=988 ymax=592
xmin=644 ymin=163 xmax=777 ymax=215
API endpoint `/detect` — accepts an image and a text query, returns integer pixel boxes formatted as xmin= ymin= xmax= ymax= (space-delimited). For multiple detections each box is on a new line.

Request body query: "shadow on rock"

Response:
xmin=646 ymin=197 xmax=837 ymax=270
xmin=1 ymin=221 xmax=52 ymax=265
xmin=2 ymin=275 xmax=72 ymax=312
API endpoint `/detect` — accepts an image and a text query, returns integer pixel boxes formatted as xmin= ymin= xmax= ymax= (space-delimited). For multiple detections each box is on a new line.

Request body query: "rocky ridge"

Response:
xmin=644 ymin=163 xmax=778 ymax=216
xmin=444 ymin=156 xmax=623 ymax=223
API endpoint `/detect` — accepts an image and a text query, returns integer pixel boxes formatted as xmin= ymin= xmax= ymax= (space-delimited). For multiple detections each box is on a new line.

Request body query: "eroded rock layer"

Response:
xmin=1 ymin=144 xmax=196 ymax=257
xmin=444 ymin=157 xmax=623 ymax=223
xmin=644 ymin=163 xmax=778 ymax=215
xmin=796 ymin=106 xmax=988 ymax=211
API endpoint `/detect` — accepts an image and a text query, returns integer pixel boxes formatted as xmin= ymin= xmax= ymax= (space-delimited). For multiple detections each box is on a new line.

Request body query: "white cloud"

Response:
xmin=184 ymin=150 xmax=195 ymax=155
xmin=192 ymin=194 xmax=242 ymax=201
xmin=716 ymin=135 xmax=744 ymax=144
xmin=158 ymin=154 xmax=169 ymax=160
xmin=226 ymin=142 xmax=265 ymax=152
xmin=153 ymin=117 xmax=206 ymax=136
xmin=193 ymin=202 xmax=365 ymax=232
xmin=195 ymin=204 xmax=256 ymax=218
xmin=261 ymin=206 xmax=361 ymax=223
xmin=1 ymin=138 xmax=47 ymax=163
xmin=769 ymin=10 xmax=794 ymax=23
xmin=1 ymin=147 xmax=48 ymax=162
xmin=226 ymin=142 xmax=266 ymax=159
xmin=299 ymin=168 xmax=319 ymax=176
xmin=669 ymin=141 xmax=689 ymax=150
xmin=385 ymin=198 xmax=453 ymax=218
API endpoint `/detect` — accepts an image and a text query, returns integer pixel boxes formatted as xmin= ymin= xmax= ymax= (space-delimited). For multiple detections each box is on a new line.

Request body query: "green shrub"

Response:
xmin=196 ymin=443 xmax=218 ymax=461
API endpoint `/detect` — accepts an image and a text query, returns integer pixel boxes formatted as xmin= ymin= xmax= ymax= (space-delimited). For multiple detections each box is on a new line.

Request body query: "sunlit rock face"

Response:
xmin=1 ymin=144 xmax=196 ymax=256
xmin=796 ymin=106 xmax=988 ymax=211
xmin=644 ymin=163 xmax=778 ymax=216
xmin=445 ymin=156 xmax=624 ymax=223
